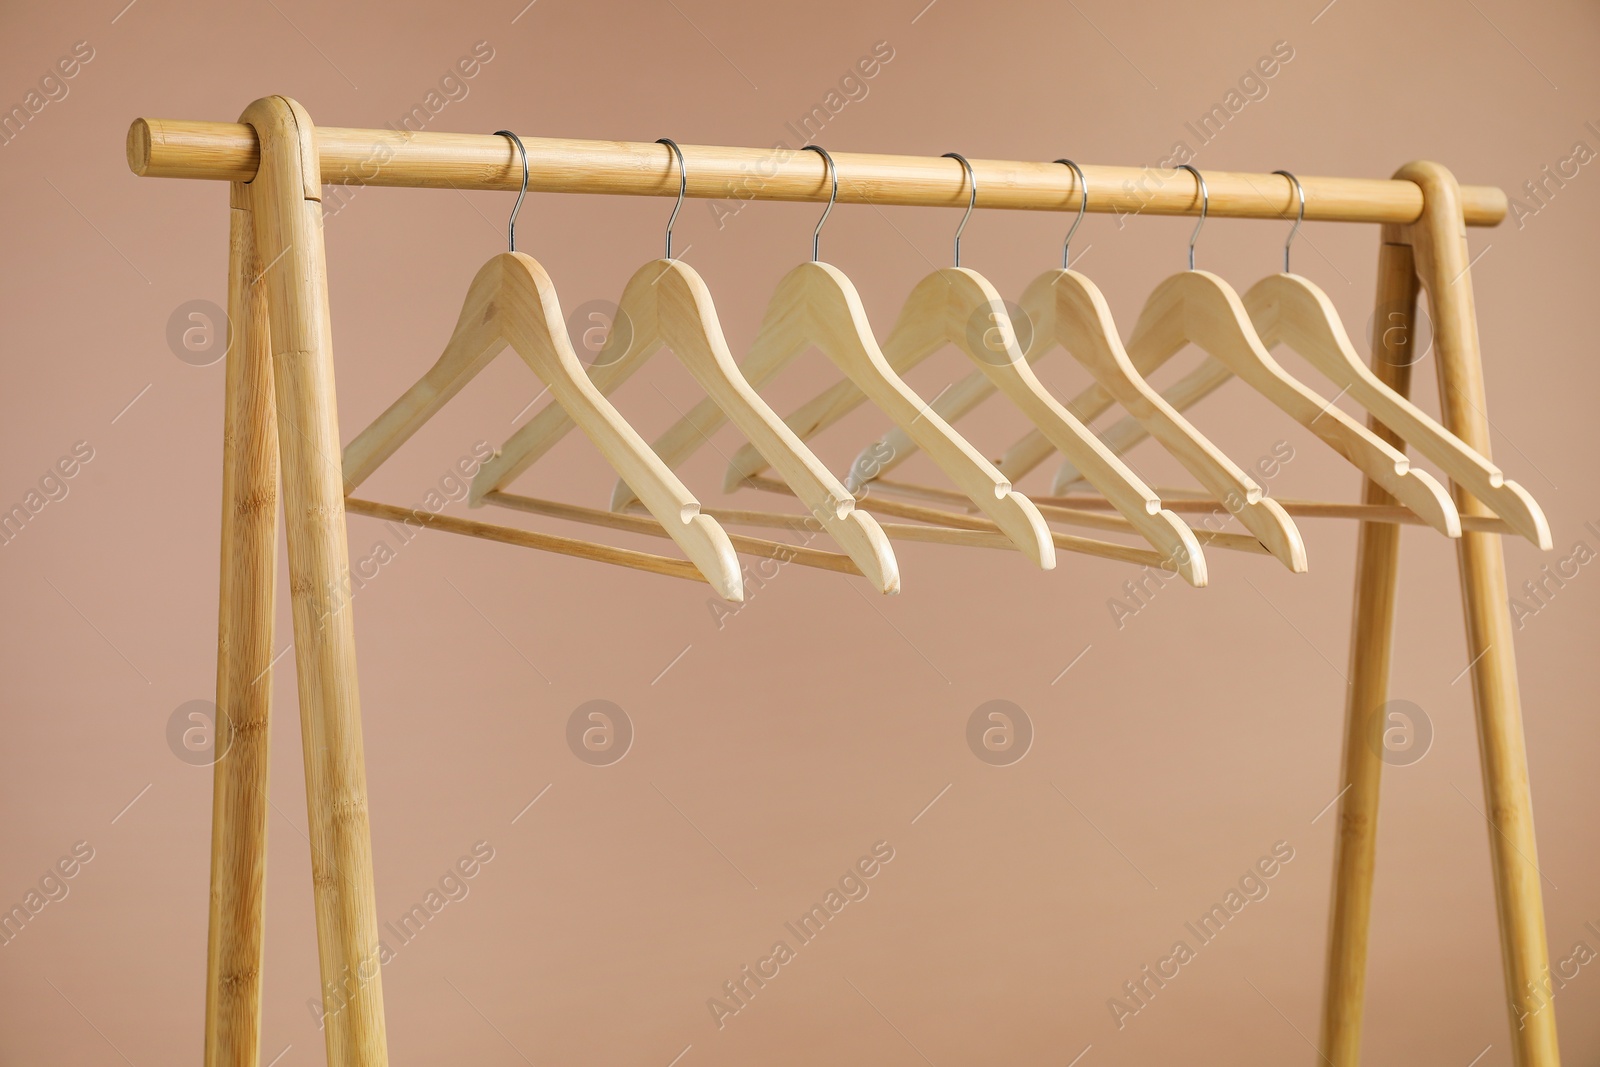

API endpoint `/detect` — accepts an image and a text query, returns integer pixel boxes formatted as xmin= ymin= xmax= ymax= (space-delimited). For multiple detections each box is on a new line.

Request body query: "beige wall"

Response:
xmin=2 ymin=0 xmax=1598 ymax=1063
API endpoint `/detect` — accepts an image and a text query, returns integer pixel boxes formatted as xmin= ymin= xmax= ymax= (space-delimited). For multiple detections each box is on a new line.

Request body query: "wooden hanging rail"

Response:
xmin=126 ymin=118 xmax=1506 ymax=225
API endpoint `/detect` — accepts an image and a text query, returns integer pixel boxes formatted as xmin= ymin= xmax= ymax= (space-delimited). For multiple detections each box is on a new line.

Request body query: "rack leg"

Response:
xmin=204 ymin=182 xmax=280 ymax=1067
xmin=1399 ymin=161 xmax=1560 ymax=1067
xmin=1318 ymin=234 xmax=1420 ymax=1065
xmin=239 ymin=96 xmax=390 ymax=1067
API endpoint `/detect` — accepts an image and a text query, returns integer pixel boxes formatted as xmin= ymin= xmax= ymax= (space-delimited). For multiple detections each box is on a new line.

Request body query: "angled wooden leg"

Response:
xmin=1400 ymin=161 xmax=1560 ymax=1067
xmin=240 ymin=95 xmax=390 ymax=1067
xmin=1318 ymin=232 xmax=1420 ymax=1066
xmin=205 ymin=181 xmax=280 ymax=1067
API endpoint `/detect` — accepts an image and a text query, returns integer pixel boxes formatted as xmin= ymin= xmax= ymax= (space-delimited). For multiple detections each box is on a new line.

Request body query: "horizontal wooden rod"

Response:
xmin=858 ymin=477 xmax=1267 ymax=554
xmin=738 ymin=476 xmax=1175 ymax=570
xmin=127 ymin=118 xmax=1505 ymax=225
xmin=860 ymin=496 xmax=1174 ymax=570
xmin=345 ymin=497 xmax=707 ymax=584
xmin=1036 ymin=491 xmax=1518 ymax=534
xmin=864 ymin=475 xmax=1516 ymax=535
xmin=640 ymin=500 xmax=1020 ymax=551
xmin=481 ymin=491 xmax=863 ymax=576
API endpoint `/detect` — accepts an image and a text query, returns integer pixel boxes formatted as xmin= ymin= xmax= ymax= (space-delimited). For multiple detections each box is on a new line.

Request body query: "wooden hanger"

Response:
xmin=469 ymin=140 xmax=899 ymax=591
xmin=609 ymin=146 xmax=1057 ymax=569
xmin=717 ymin=153 xmax=1203 ymax=583
xmin=1042 ymin=358 xmax=1234 ymax=493
xmin=1059 ymin=171 xmax=1547 ymax=548
xmin=1241 ymin=171 xmax=1549 ymax=548
xmin=850 ymin=159 xmax=1305 ymax=573
xmin=339 ymin=247 xmax=749 ymax=597
xmin=341 ymin=133 xmax=744 ymax=599
xmin=1074 ymin=165 xmax=1461 ymax=539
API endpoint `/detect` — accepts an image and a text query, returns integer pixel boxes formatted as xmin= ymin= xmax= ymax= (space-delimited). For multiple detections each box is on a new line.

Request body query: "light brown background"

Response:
xmin=2 ymin=0 xmax=1597 ymax=1063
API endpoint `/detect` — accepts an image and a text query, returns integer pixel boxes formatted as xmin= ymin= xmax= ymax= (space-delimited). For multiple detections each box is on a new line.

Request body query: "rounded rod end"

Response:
xmin=126 ymin=118 xmax=152 ymax=176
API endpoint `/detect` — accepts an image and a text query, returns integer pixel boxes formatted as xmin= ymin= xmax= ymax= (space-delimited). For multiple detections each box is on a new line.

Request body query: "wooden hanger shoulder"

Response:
xmin=1050 ymin=359 xmax=1233 ymax=491
xmin=1040 ymin=269 xmax=1305 ymax=571
xmin=468 ymin=257 xmax=665 ymax=502
xmin=805 ymin=263 xmax=1058 ymax=567
xmin=488 ymin=254 xmax=746 ymax=598
xmin=340 ymin=252 xmax=743 ymax=599
xmin=622 ymin=259 xmax=830 ymax=505
xmin=924 ymin=267 xmax=1204 ymax=580
xmin=482 ymin=257 xmax=899 ymax=589
xmin=992 ymin=272 xmax=1171 ymax=485
xmin=708 ymin=261 xmax=1056 ymax=567
xmin=1128 ymin=270 xmax=1461 ymax=538
xmin=721 ymin=261 xmax=909 ymax=488
xmin=722 ymin=266 xmax=984 ymax=487
xmin=1245 ymin=272 xmax=1550 ymax=548
xmin=650 ymin=259 xmax=901 ymax=591
xmin=342 ymin=255 xmax=509 ymax=495
xmin=854 ymin=267 xmax=1298 ymax=575
xmin=840 ymin=268 xmax=1035 ymax=483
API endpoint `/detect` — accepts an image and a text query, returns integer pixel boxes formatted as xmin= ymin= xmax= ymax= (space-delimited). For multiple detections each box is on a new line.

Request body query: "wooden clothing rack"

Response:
xmin=127 ymin=96 xmax=1558 ymax=1066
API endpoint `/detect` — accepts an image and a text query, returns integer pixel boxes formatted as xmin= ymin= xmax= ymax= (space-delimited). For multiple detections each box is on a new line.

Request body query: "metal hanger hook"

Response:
xmin=1055 ymin=158 xmax=1087 ymax=269
xmin=656 ymin=138 xmax=687 ymax=259
xmin=802 ymin=145 xmax=838 ymax=263
xmin=494 ymin=130 xmax=529 ymax=253
xmin=1272 ymin=169 xmax=1305 ymax=274
xmin=1175 ymin=163 xmax=1207 ymax=270
xmin=942 ymin=152 xmax=977 ymax=268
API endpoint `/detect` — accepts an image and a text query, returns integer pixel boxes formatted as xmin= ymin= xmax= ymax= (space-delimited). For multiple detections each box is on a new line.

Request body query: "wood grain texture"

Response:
xmin=1400 ymin=161 xmax=1561 ymax=1067
xmin=126 ymin=118 xmax=1507 ymax=224
xmin=1317 ymin=234 xmax=1417 ymax=1067
xmin=238 ymin=96 xmax=389 ymax=1067
xmin=204 ymin=182 xmax=278 ymax=1067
